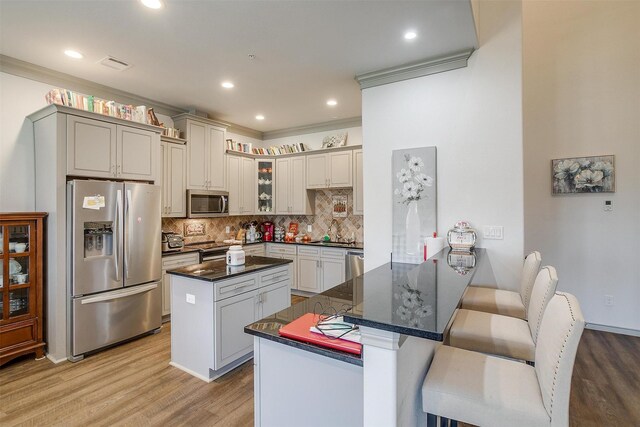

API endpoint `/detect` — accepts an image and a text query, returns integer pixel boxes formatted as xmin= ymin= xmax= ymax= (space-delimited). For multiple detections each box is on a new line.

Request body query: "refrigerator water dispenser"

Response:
xmin=83 ymin=222 xmax=113 ymax=258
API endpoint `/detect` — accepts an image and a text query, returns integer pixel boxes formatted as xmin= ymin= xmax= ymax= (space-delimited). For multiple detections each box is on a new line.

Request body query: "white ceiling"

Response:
xmin=0 ymin=0 xmax=477 ymax=132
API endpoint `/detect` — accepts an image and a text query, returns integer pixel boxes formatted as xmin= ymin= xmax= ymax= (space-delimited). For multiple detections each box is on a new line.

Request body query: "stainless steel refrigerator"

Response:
xmin=67 ymin=180 xmax=162 ymax=360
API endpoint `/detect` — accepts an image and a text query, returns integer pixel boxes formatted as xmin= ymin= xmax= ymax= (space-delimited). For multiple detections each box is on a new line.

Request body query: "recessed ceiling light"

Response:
xmin=404 ymin=31 xmax=417 ymax=40
xmin=221 ymin=81 xmax=235 ymax=89
xmin=64 ymin=49 xmax=83 ymax=59
xmin=255 ymin=115 xmax=265 ymax=120
xmin=326 ymin=99 xmax=338 ymax=106
xmin=141 ymin=0 xmax=163 ymax=9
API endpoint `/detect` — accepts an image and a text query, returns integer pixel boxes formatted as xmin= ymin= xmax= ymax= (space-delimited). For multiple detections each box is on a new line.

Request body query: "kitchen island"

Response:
xmin=245 ymin=249 xmax=487 ymax=427
xmin=167 ymin=256 xmax=293 ymax=382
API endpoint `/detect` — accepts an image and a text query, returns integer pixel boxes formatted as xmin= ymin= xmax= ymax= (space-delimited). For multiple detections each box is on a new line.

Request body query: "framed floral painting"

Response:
xmin=392 ymin=147 xmax=437 ymax=264
xmin=551 ymin=155 xmax=615 ymax=194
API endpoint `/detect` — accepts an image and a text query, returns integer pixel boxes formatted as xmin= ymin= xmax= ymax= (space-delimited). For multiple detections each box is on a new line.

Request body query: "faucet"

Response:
xmin=329 ymin=219 xmax=342 ymax=242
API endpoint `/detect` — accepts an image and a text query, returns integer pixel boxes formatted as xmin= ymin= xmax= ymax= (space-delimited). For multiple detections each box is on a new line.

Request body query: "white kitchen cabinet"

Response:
xmin=259 ymin=280 xmax=291 ymax=319
xmin=306 ymin=150 xmax=353 ymax=189
xmin=161 ymin=252 xmax=200 ymax=317
xmin=295 ymin=246 xmax=346 ymax=294
xmin=214 ymin=289 xmax=257 ymax=369
xmin=173 ymin=115 xmax=226 ymax=191
xmin=275 ymin=157 xmax=314 ymax=215
xmin=244 ymin=244 xmax=266 ymax=256
xmin=67 ymin=115 xmax=159 ymax=181
xmin=297 ymin=246 xmax=322 ymax=293
xmin=353 ymin=149 xmax=363 ymax=215
xmin=267 ymin=244 xmax=298 ymax=289
xmin=161 ymin=139 xmax=187 ymax=217
xmin=256 ymin=159 xmax=275 ymax=214
xmin=227 ymin=155 xmax=255 ymax=215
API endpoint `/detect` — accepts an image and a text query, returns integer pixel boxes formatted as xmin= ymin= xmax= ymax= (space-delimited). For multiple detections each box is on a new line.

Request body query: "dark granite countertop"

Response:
xmin=167 ymin=256 xmax=292 ymax=282
xmin=244 ymin=248 xmax=486 ymax=366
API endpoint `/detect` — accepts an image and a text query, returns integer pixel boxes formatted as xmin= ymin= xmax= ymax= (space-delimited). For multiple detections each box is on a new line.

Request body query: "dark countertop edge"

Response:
xmin=182 ymin=241 xmax=364 ymax=251
xmin=244 ymin=326 xmax=363 ymax=367
xmin=162 ymin=247 xmax=201 ymax=256
xmin=342 ymin=315 xmax=444 ymax=341
xmin=166 ymin=257 xmax=293 ymax=282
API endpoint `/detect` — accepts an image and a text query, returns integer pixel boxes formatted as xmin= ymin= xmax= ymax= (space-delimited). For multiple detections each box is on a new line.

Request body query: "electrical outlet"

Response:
xmin=186 ymin=293 xmax=196 ymax=304
xmin=604 ymin=294 xmax=614 ymax=306
xmin=225 ymin=226 xmax=231 ymax=233
xmin=307 ymin=225 xmax=313 ymax=233
xmin=604 ymin=200 xmax=613 ymax=211
xmin=483 ymin=226 xmax=504 ymax=240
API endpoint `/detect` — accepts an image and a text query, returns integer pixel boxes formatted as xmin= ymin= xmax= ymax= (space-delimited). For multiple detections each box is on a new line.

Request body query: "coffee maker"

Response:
xmin=261 ymin=221 xmax=274 ymax=242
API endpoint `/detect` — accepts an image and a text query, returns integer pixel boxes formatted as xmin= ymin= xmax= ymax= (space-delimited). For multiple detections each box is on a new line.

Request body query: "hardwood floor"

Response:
xmin=1 ymin=325 xmax=638 ymax=426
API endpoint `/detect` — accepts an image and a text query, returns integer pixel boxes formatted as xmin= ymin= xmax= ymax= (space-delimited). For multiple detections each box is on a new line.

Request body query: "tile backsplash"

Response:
xmin=162 ymin=189 xmax=364 ymax=244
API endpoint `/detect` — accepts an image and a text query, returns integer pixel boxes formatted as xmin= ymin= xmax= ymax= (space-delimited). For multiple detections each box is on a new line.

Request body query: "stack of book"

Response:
xmin=45 ymin=88 xmax=148 ymax=124
xmin=226 ymin=139 xmax=252 ymax=153
xmin=252 ymin=143 xmax=311 ymax=155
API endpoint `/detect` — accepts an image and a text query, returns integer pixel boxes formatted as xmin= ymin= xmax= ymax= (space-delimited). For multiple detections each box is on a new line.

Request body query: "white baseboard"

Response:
xmin=586 ymin=323 xmax=640 ymax=337
xmin=46 ymin=353 xmax=67 ymax=364
xmin=169 ymin=361 xmax=214 ymax=383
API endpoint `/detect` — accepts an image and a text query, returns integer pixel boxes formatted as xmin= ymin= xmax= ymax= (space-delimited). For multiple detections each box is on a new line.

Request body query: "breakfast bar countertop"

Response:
xmin=245 ymin=248 xmax=486 ymax=366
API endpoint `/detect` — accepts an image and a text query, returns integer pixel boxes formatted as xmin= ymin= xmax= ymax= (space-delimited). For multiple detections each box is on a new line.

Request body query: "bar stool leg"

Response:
xmin=427 ymin=413 xmax=437 ymax=427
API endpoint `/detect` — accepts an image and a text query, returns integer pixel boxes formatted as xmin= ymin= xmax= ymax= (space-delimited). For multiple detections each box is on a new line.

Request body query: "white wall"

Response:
xmin=362 ymin=0 xmax=523 ymax=290
xmin=523 ymin=1 xmax=640 ymax=331
xmin=262 ymin=126 xmax=362 ymax=150
xmin=0 ymin=72 xmax=172 ymax=212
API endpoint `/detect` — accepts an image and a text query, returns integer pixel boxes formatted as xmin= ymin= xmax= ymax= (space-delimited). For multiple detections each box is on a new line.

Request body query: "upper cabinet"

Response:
xmin=227 ymin=155 xmax=255 ymax=215
xmin=275 ymin=157 xmax=314 ymax=215
xmin=67 ymin=115 xmax=159 ymax=181
xmin=256 ymin=159 xmax=275 ymax=215
xmin=306 ymin=150 xmax=353 ymax=189
xmin=173 ymin=115 xmax=226 ymax=191
xmin=160 ymin=138 xmax=187 ymax=217
xmin=353 ymin=149 xmax=363 ymax=215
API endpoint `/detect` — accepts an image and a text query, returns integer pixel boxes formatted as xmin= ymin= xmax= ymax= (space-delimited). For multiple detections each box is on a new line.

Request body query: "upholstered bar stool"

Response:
xmin=461 ymin=251 xmax=541 ymax=319
xmin=447 ymin=266 xmax=558 ymax=362
xmin=422 ymin=292 xmax=585 ymax=427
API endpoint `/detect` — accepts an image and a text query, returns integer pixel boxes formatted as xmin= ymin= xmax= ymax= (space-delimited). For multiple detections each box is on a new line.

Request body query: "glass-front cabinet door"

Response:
xmin=1 ymin=223 xmax=35 ymax=322
xmin=256 ymin=159 xmax=275 ymax=214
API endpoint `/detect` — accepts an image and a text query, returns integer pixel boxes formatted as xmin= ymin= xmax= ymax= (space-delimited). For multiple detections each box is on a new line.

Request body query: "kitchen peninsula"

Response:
xmin=245 ymin=249 xmax=487 ymax=427
xmin=167 ymin=256 xmax=292 ymax=382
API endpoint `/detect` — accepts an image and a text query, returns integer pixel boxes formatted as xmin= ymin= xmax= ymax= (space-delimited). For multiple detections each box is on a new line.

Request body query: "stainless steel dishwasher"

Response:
xmin=345 ymin=250 xmax=364 ymax=280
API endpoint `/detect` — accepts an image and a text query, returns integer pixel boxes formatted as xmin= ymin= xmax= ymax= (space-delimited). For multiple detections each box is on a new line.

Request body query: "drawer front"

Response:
xmin=0 ymin=319 xmax=37 ymax=350
xmin=260 ymin=265 xmax=291 ymax=287
xmin=162 ymin=253 xmax=200 ymax=270
xmin=266 ymin=243 xmax=297 ymax=255
xmin=321 ymin=247 xmax=345 ymax=259
xmin=297 ymin=246 xmax=321 ymax=257
xmin=215 ymin=275 xmax=259 ymax=301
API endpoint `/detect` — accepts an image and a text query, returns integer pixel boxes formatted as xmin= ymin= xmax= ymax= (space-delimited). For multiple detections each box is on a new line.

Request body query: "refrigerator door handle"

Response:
xmin=115 ymin=189 xmax=122 ymax=281
xmin=125 ymin=189 xmax=133 ymax=279
xmin=80 ymin=283 xmax=158 ymax=304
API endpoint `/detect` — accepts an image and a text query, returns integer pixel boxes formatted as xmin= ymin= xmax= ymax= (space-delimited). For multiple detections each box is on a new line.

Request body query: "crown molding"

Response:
xmin=262 ymin=117 xmax=362 ymax=141
xmin=0 ymin=54 xmax=266 ymax=138
xmin=355 ymin=49 xmax=475 ymax=90
xmin=0 ymin=54 xmax=184 ymax=117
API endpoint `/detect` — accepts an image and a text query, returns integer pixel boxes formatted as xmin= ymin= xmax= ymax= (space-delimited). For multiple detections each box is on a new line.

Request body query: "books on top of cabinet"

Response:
xmin=251 ymin=143 xmax=311 ymax=156
xmin=45 ymin=87 xmax=150 ymax=124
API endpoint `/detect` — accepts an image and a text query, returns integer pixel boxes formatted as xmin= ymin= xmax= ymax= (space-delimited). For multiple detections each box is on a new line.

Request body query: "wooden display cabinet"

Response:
xmin=0 ymin=212 xmax=47 ymax=366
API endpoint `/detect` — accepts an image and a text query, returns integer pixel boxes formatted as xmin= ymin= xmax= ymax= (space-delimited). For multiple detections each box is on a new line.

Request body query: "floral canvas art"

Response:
xmin=392 ymin=147 xmax=437 ymax=264
xmin=552 ymin=155 xmax=615 ymax=194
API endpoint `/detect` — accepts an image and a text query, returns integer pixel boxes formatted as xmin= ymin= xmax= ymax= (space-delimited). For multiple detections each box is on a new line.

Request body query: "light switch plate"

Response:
xmin=307 ymin=225 xmax=313 ymax=233
xmin=186 ymin=293 xmax=195 ymax=304
xmin=604 ymin=200 xmax=613 ymax=211
xmin=483 ymin=226 xmax=504 ymax=240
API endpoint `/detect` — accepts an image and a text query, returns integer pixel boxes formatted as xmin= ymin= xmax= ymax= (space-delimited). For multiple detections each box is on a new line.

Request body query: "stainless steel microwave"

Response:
xmin=187 ymin=190 xmax=229 ymax=218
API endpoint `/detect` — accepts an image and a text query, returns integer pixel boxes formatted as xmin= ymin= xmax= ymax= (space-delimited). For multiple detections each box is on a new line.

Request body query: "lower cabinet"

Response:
xmin=161 ymin=252 xmax=200 ymax=317
xmin=266 ymin=244 xmax=298 ymax=289
xmin=244 ymin=244 xmax=266 ymax=257
xmin=296 ymin=246 xmax=346 ymax=293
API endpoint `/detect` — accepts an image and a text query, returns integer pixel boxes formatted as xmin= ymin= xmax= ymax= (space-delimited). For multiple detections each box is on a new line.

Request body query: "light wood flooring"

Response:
xmin=1 ymin=325 xmax=638 ymax=426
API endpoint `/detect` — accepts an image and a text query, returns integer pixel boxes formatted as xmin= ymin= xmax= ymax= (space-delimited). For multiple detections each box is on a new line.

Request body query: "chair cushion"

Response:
xmin=449 ymin=309 xmax=536 ymax=362
xmin=422 ymin=346 xmax=550 ymax=427
xmin=460 ymin=287 xmax=527 ymax=319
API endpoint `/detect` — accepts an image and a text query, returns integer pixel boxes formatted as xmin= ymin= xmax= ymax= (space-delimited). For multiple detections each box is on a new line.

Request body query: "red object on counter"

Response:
xmin=424 ymin=243 xmax=427 ymax=261
xmin=278 ymin=313 xmax=362 ymax=355
xmin=261 ymin=221 xmax=274 ymax=242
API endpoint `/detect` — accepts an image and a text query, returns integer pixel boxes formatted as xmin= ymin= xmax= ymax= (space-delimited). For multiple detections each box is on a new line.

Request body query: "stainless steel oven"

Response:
xmin=187 ymin=190 xmax=229 ymax=218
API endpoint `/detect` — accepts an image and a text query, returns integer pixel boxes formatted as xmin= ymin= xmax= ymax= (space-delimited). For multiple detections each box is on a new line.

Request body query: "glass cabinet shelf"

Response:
xmin=256 ymin=159 xmax=275 ymax=214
